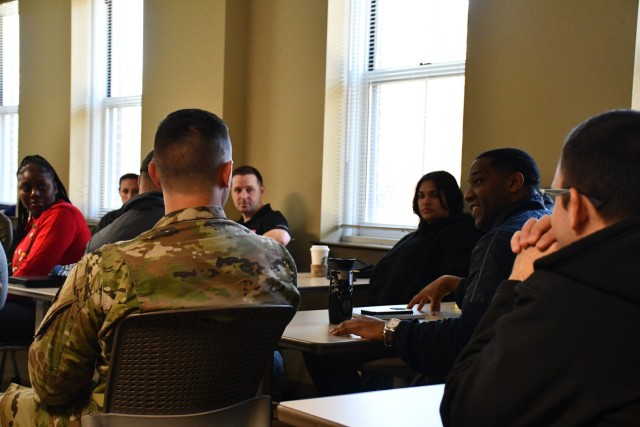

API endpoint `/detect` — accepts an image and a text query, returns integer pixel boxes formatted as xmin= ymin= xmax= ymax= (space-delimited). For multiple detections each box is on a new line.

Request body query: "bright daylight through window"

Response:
xmin=342 ymin=0 xmax=468 ymax=242
xmin=88 ymin=0 xmax=143 ymax=220
xmin=0 ymin=1 xmax=19 ymax=207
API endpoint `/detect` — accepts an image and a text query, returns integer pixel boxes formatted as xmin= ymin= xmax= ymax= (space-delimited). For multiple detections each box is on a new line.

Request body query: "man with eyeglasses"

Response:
xmin=441 ymin=109 xmax=640 ymax=426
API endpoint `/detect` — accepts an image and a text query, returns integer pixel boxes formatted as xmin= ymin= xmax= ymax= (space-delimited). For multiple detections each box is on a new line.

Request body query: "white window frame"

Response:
xmin=339 ymin=0 xmax=467 ymax=245
xmin=86 ymin=0 xmax=142 ymax=220
xmin=0 ymin=0 xmax=19 ymax=207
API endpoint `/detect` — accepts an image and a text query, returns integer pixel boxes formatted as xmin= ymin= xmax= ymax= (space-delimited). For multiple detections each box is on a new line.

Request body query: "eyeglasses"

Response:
xmin=541 ymin=188 xmax=602 ymax=208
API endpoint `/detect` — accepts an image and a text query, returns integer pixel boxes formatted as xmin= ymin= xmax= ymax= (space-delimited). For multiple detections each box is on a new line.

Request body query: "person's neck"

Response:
xmin=162 ymin=191 xmax=225 ymax=214
xmin=241 ymin=204 xmax=264 ymax=222
xmin=139 ymin=176 xmax=161 ymax=193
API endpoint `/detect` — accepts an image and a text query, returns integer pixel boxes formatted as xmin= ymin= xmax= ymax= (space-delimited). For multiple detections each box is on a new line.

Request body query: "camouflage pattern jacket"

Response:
xmin=0 ymin=206 xmax=299 ymax=427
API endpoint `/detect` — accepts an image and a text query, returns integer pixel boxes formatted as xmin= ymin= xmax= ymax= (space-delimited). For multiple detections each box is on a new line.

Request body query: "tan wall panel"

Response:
xmin=240 ymin=0 xmax=329 ymax=266
xmin=462 ymin=0 xmax=638 ymax=186
xmin=18 ymin=0 xmax=71 ymax=186
xmin=141 ymin=0 xmax=227 ymax=156
xmin=223 ymin=0 xmax=249 ymax=171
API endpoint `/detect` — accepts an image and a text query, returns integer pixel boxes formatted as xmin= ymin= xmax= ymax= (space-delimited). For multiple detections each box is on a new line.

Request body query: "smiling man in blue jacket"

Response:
xmin=333 ymin=148 xmax=552 ymax=381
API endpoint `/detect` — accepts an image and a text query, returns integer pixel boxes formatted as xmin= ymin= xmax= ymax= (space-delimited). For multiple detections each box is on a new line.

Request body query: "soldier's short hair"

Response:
xmin=153 ymin=109 xmax=232 ymax=191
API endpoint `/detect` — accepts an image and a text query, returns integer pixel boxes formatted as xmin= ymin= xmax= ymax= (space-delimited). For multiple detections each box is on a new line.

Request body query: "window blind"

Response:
xmin=0 ymin=0 xmax=18 ymax=206
xmin=341 ymin=0 xmax=468 ymax=240
xmin=70 ymin=0 xmax=142 ymax=220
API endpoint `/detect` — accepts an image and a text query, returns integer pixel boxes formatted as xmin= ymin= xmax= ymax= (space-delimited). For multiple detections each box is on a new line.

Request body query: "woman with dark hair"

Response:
xmin=11 ymin=155 xmax=90 ymax=276
xmin=305 ymin=171 xmax=483 ymax=397
xmin=369 ymin=171 xmax=482 ymax=305
xmin=2 ymin=155 xmax=90 ymax=344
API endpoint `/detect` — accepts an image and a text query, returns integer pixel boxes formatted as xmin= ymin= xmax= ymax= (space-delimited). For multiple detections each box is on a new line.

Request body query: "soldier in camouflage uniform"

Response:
xmin=0 ymin=109 xmax=300 ymax=427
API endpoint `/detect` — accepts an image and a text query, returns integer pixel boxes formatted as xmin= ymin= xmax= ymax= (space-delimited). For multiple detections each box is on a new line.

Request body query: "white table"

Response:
xmin=277 ymin=383 xmax=445 ymax=427
xmin=279 ymin=302 xmax=460 ymax=355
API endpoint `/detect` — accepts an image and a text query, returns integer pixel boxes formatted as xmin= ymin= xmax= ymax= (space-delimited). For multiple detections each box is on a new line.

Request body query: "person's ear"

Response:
xmin=567 ymin=187 xmax=589 ymax=231
xmin=148 ymin=160 xmax=162 ymax=189
xmin=506 ymin=172 xmax=525 ymax=193
xmin=221 ymin=160 xmax=233 ymax=188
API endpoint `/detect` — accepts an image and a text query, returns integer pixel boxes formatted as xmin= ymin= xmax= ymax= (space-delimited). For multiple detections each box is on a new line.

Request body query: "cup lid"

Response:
xmin=310 ymin=245 xmax=330 ymax=250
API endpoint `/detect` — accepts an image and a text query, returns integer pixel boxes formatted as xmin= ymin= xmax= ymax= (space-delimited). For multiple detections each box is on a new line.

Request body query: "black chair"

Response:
xmin=82 ymin=304 xmax=295 ymax=427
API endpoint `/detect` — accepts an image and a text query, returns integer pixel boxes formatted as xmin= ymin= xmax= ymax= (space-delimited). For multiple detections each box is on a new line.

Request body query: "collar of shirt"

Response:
xmin=154 ymin=205 xmax=227 ymax=229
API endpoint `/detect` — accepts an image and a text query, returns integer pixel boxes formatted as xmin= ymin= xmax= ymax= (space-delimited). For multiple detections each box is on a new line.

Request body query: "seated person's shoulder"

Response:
xmin=93 ymin=209 xmax=121 ymax=234
xmin=264 ymin=206 xmax=290 ymax=230
xmin=0 ymin=212 xmax=11 ymax=225
xmin=49 ymin=201 xmax=82 ymax=215
xmin=446 ymin=216 xmax=481 ymax=233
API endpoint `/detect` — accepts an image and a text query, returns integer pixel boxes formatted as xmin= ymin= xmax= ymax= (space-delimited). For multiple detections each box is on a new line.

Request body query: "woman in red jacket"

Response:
xmin=3 ymin=155 xmax=90 ymax=344
xmin=11 ymin=155 xmax=90 ymax=275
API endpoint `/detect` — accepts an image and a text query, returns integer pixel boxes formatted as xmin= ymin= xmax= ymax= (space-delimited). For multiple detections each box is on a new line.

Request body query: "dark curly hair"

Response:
xmin=475 ymin=148 xmax=541 ymax=193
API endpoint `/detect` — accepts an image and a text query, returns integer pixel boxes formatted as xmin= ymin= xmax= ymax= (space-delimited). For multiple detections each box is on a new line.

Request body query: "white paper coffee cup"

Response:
xmin=310 ymin=245 xmax=330 ymax=265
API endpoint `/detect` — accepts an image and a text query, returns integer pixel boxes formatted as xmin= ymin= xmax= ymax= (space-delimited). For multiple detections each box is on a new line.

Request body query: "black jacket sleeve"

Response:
xmin=392 ymin=228 xmax=516 ymax=378
xmin=440 ymin=280 xmax=583 ymax=427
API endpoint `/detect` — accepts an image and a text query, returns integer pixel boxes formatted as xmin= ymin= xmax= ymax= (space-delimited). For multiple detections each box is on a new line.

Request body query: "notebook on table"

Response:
xmin=357 ymin=306 xmax=428 ymax=320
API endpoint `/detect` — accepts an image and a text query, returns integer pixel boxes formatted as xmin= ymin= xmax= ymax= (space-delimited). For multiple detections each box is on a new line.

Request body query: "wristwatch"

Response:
xmin=383 ymin=318 xmax=402 ymax=347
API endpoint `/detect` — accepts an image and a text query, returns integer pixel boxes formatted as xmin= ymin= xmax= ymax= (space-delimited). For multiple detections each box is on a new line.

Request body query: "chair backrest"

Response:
xmin=102 ymin=304 xmax=294 ymax=415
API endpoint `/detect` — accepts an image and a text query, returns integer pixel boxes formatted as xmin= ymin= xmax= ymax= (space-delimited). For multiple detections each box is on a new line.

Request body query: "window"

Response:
xmin=0 ymin=1 xmax=19 ymax=207
xmin=87 ymin=0 xmax=143 ymax=219
xmin=341 ymin=0 xmax=468 ymax=242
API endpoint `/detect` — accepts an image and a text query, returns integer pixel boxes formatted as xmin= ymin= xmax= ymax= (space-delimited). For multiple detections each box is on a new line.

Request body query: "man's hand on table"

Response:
xmin=331 ymin=316 xmax=385 ymax=342
xmin=407 ymin=275 xmax=461 ymax=314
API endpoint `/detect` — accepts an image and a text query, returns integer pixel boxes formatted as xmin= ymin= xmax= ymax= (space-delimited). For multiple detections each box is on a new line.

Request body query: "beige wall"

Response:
xmin=240 ymin=0 xmax=328 ymax=265
xmin=141 ymin=0 xmax=228 ymax=155
xmin=462 ymin=0 xmax=638 ymax=186
xmin=18 ymin=0 xmax=72 ymax=184
xmin=14 ymin=0 xmax=640 ymax=269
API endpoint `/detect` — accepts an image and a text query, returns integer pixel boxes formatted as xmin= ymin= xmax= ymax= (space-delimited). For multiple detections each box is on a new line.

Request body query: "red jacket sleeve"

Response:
xmin=13 ymin=204 xmax=89 ymax=276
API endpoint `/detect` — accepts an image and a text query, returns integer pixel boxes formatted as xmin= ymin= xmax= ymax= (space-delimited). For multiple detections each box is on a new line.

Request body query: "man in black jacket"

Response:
xmin=332 ymin=148 xmax=552 ymax=382
xmin=86 ymin=151 xmax=164 ymax=253
xmin=441 ymin=109 xmax=640 ymax=426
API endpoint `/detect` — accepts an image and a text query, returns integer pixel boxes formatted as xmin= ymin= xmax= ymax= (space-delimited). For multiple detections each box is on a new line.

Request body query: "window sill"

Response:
xmin=314 ymin=239 xmax=394 ymax=252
